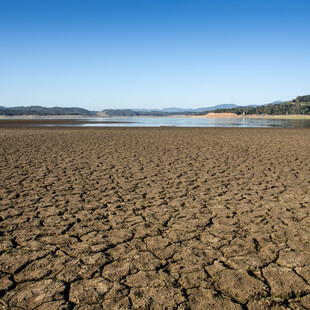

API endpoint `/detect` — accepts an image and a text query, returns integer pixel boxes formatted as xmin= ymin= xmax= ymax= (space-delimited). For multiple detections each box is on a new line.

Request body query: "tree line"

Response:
xmin=0 ymin=106 xmax=96 ymax=116
xmin=206 ymin=100 xmax=310 ymax=116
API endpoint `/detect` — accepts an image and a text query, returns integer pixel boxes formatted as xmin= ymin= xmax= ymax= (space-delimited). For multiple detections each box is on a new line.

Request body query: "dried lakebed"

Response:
xmin=0 ymin=127 xmax=310 ymax=309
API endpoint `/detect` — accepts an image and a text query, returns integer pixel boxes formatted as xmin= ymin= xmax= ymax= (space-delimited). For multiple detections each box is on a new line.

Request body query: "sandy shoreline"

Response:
xmin=1 ymin=127 xmax=310 ymax=308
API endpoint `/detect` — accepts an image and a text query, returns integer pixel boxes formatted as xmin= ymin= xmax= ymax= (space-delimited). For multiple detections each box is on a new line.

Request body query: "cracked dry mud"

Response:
xmin=0 ymin=127 xmax=310 ymax=309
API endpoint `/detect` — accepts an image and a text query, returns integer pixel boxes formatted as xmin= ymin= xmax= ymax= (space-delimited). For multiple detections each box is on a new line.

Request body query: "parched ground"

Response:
xmin=0 ymin=127 xmax=310 ymax=309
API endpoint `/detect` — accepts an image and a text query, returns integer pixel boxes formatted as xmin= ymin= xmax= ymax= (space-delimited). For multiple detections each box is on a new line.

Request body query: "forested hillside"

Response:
xmin=0 ymin=106 xmax=96 ymax=116
xmin=209 ymin=96 xmax=310 ymax=115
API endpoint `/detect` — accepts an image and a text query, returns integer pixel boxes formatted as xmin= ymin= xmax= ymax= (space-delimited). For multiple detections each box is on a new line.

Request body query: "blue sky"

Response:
xmin=0 ymin=0 xmax=309 ymax=110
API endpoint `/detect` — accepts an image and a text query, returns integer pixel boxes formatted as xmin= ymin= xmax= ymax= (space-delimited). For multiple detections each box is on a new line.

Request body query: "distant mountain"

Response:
xmin=269 ymin=101 xmax=284 ymax=105
xmin=247 ymin=101 xmax=284 ymax=107
xmin=133 ymin=104 xmax=238 ymax=113
xmin=193 ymin=104 xmax=238 ymax=112
xmin=162 ymin=107 xmax=191 ymax=112
xmin=131 ymin=108 xmax=162 ymax=112
xmin=0 ymin=106 xmax=96 ymax=116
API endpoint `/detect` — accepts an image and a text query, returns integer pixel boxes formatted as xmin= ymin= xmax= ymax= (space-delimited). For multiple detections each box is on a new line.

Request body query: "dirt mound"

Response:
xmin=200 ymin=112 xmax=240 ymax=118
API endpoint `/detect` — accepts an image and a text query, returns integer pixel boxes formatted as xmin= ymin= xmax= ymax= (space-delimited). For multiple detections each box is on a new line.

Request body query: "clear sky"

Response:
xmin=1 ymin=0 xmax=309 ymax=110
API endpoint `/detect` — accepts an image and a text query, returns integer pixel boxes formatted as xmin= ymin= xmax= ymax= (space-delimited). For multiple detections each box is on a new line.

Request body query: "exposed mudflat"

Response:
xmin=0 ymin=127 xmax=310 ymax=309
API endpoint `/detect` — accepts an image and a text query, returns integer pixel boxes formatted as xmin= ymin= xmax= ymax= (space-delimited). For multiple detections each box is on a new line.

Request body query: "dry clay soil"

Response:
xmin=0 ymin=127 xmax=310 ymax=309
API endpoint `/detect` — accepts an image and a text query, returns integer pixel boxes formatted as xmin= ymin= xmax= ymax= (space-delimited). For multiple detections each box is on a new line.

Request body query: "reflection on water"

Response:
xmin=76 ymin=117 xmax=310 ymax=128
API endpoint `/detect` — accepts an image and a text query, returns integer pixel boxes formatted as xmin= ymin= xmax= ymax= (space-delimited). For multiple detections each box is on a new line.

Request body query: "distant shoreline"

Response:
xmin=1 ymin=113 xmax=310 ymax=120
xmin=193 ymin=113 xmax=310 ymax=119
xmin=0 ymin=114 xmax=96 ymax=119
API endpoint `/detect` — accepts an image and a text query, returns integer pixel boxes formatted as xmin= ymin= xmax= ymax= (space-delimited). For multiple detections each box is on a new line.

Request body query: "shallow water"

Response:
xmin=77 ymin=117 xmax=310 ymax=128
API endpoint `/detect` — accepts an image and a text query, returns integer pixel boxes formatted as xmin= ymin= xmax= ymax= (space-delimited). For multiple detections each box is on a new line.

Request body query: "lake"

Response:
xmin=76 ymin=117 xmax=310 ymax=128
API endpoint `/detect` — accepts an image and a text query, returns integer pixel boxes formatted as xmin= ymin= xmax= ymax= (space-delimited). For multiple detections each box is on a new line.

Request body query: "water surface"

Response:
xmin=77 ymin=117 xmax=310 ymax=128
